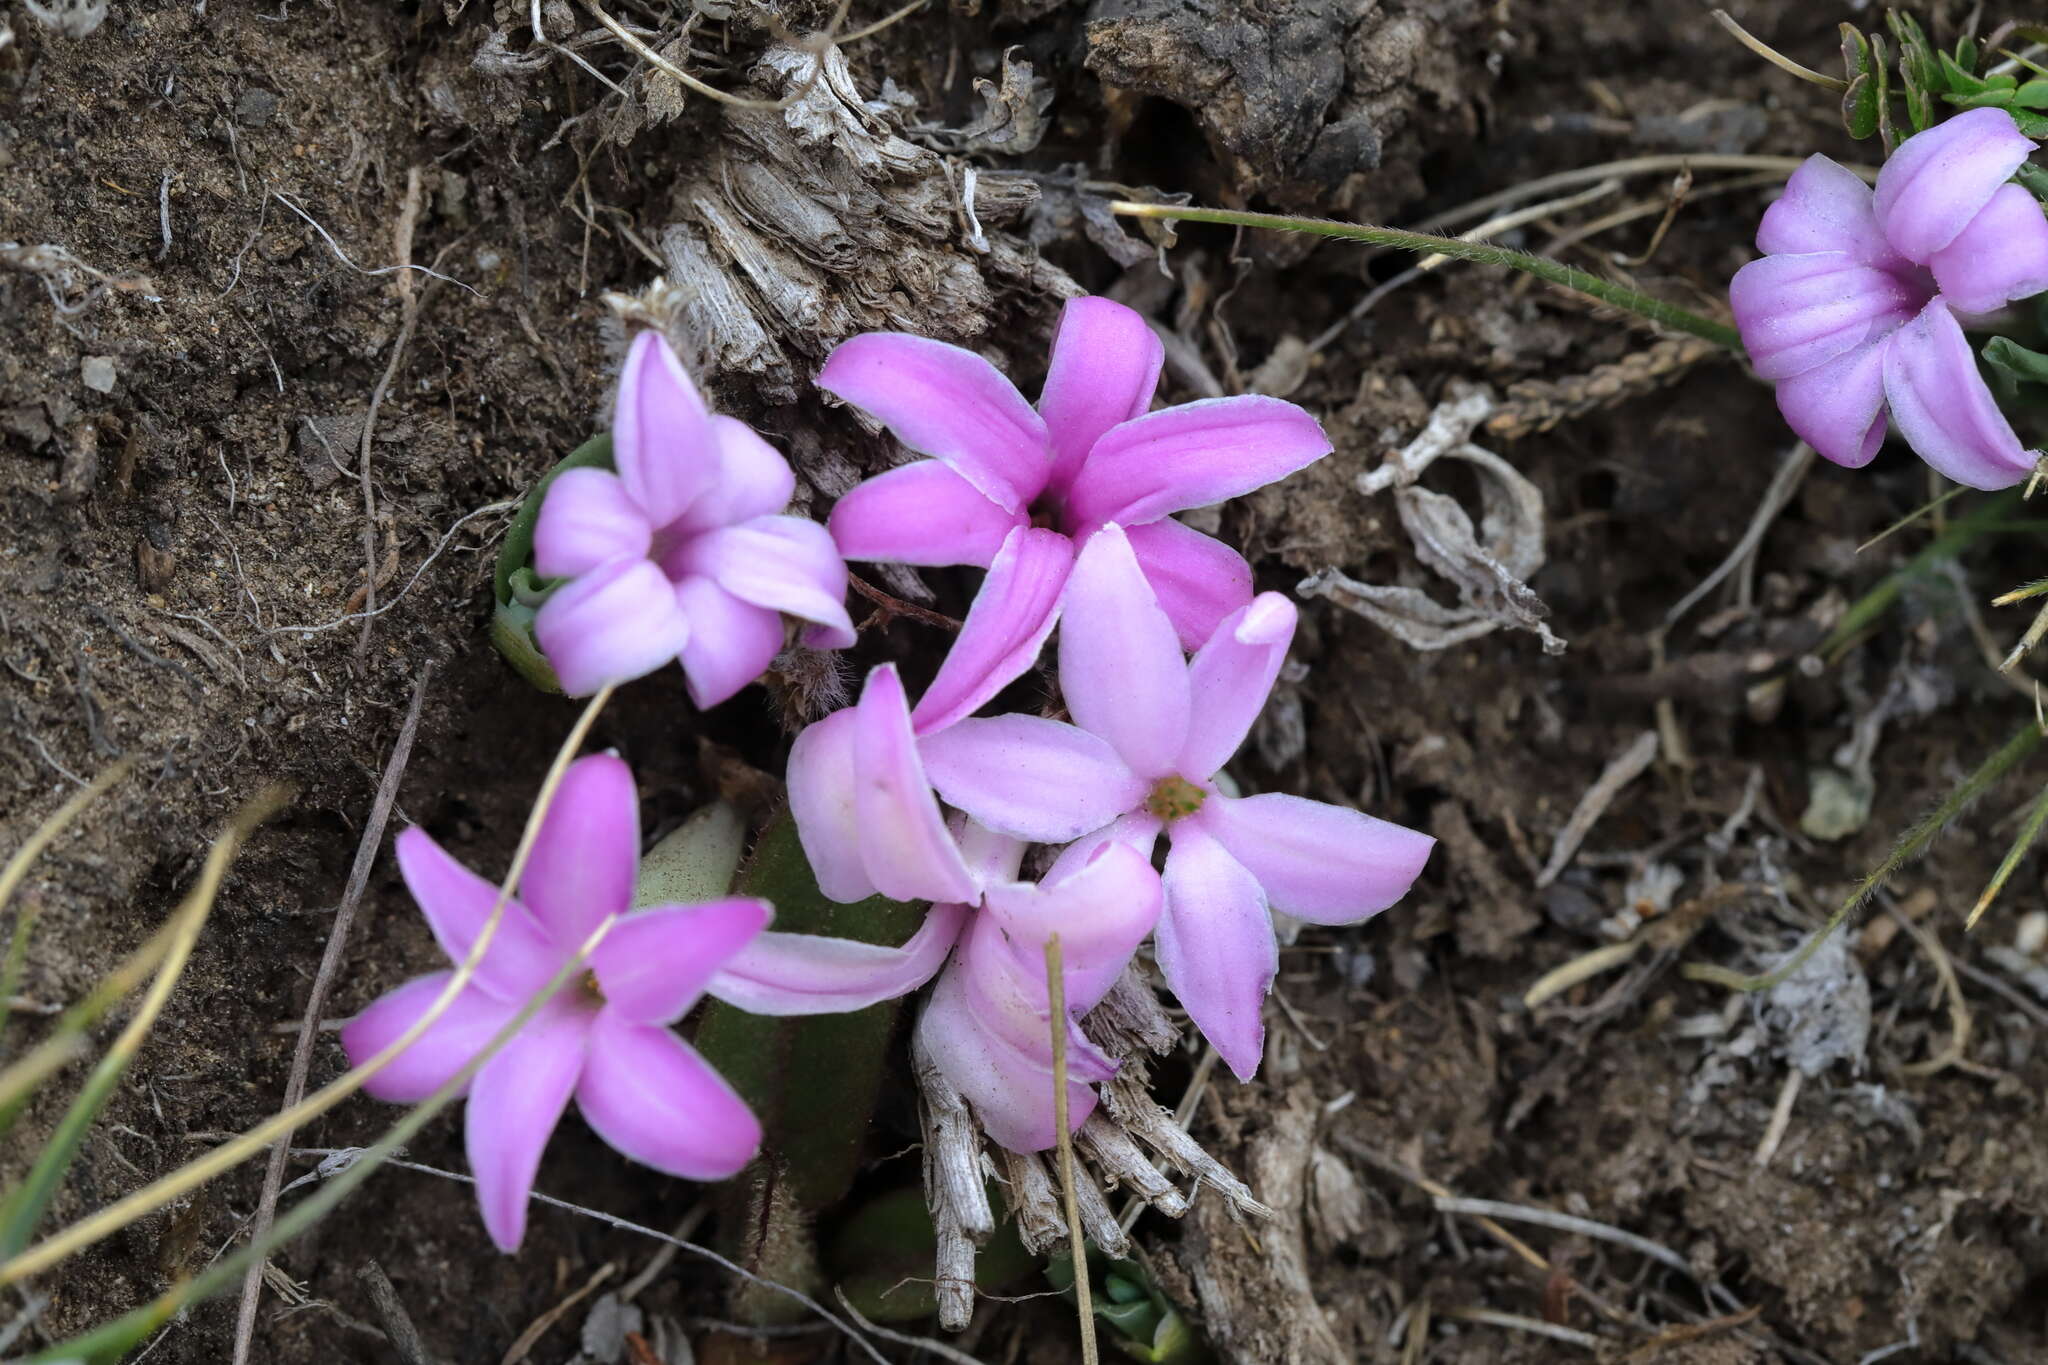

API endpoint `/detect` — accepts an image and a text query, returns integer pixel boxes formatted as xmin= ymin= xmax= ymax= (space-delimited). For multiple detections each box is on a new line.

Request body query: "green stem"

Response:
xmin=1106 ymin=200 xmax=1743 ymax=350
xmin=1687 ymin=717 xmax=2045 ymax=992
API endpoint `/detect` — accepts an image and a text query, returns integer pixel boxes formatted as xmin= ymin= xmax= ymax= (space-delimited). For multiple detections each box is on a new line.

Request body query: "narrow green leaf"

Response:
xmin=1842 ymin=70 xmax=1880 ymax=139
xmin=1983 ymin=337 xmax=2048 ymax=400
xmin=1968 ymin=780 xmax=2048 ymax=929
xmin=491 ymin=433 xmax=613 ymax=605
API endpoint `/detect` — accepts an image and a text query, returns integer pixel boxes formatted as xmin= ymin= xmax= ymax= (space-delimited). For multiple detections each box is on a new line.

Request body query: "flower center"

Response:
xmin=1144 ymin=775 xmax=1207 ymax=822
xmin=579 ymin=969 xmax=606 ymax=1006
xmin=1028 ymin=491 xmax=1066 ymax=532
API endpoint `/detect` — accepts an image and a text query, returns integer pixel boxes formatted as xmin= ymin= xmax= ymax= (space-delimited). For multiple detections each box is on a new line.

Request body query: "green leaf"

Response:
xmin=1872 ymin=31 xmax=1897 ymax=150
xmin=491 ymin=433 xmax=614 ymax=605
xmin=2015 ymin=78 xmax=2048 ymax=109
xmin=1983 ymin=337 xmax=2048 ymax=406
xmin=1952 ymin=32 xmax=1977 ymax=76
xmin=1842 ymin=70 xmax=1880 ymax=139
xmin=1937 ymin=49 xmax=2007 ymax=96
xmin=1887 ymin=10 xmax=1937 ymax=128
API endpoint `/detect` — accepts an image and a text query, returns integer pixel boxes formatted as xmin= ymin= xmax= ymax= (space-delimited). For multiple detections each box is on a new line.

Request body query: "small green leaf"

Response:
xmin=2014 ymin=78 xmax=2048 ymax=109
xmin=1842 ymin=70 xmax=1880 ymax=139
xmin=1953 ymin=32 xmax=1977 ymax=76
xmin=1840 ymin=22 xmax=1874 ymax=81
xmin=1984 ymin=337 xmax=2048 ymax=396
xmin=1872 ymin=31 xmax=1897 ymax=150
xmin=1887 ymin=10 xmax=1937 ymax=128
xmin=491 ymin=433 xmax=614 ymax=605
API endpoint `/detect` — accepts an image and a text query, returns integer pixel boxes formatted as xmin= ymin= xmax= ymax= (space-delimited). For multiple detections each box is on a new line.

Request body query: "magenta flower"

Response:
xmin=819 ymin=296 xmax=1333 ymax=732
xmin=916 ymin=526 xmax=1435 ymax=1079
xmin=708 ymin=825 xmax=1162 ymax=1152
xmin=1730 ymin=108 xmax=2048 ymax=488
xmin=532 ymin=331 xmax=855 ymax=704
xmin=341 ymin=755 xmax=770 ymax=1252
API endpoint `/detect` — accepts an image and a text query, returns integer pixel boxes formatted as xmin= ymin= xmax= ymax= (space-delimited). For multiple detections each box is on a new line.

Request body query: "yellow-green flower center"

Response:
xmin=579 ymin=969 xmax=606 ymax=1005
xmin=1144 ymin=775 xmax=1207 ymax=822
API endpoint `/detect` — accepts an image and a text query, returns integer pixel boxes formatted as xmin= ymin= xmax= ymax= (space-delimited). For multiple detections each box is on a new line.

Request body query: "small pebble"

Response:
xmin=80 ymin=355 xmax=117 ymax=393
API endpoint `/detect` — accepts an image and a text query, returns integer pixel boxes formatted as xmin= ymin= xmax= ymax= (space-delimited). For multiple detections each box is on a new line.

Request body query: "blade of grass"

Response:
xmin=1967 ymin=779 xmax=2048 ymax=930
xmin=1044 ymin=934 xmax=1099 ymax=1365
xmin=0 ymin=784 xmax=291 ymax=1259
xmin=0 ymin=685 xmax=615 ymax=1288
xmin=1687 ymin=718 xmax=2045 ymax=991
xmin=0 ymin=758 xmax=137 ymax=1047
xmin=1105 ymin=200 xmax=1742 ymax=349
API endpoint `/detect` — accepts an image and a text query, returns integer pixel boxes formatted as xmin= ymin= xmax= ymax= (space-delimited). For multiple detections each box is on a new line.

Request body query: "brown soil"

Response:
xmin=4 ymin=2 xmax=2045 ymax=1362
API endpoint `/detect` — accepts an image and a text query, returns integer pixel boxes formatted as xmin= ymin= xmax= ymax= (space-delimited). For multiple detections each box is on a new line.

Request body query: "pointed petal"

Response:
xmin=590 ymin=898 xmax=772 ymax=1024
xmin=706 ymin=902 xmax=969 ymax=1015
xmin=341 ymin=973 xmax=520 ymax=1103
xmin=532 ymin=468 xmax=652 ymax=579
xmin=1873 ymin=107 xmax=2038 ymax=262
xmin=1124 ymin=517 xmax=1254 ymax=651
xmin=983 ymin=841 xmax=1161 ymax=1012
xmin=1928 ymin=182 xmax=2048 ymax=315
xmin=787 ymin=708 xmax=876 ymax=904
xmin=532 ymin=557 xmax=691 ymax=697
xmin=1769 ymin=338 xmax=1891 ymax=468
xmin=1179 ymin=593 xmax=1298 ymax=779
xmin=612 ymin=330 xmax=718 ymax=529
xmin=466 ymin=1003 xmax=587 ymax=1252
xmin=827 ymin=460 xmax=1020 ymax=569
xmin=855 ymin=665 xmax=980 ymax=904
xmin=671 ymin=416 xmax=797 ymax=535
xmin=1728 ymin=251 xmax=1923 ymax=381
xmin=920 ymin=714 xmax=1145 ymax=842
xmin=1062 ymin=395 xmax=1332 ymax=528
xmin=1059 ymin=525 xmax=1191 ymax=779
xmin=520 ymin=753 xmax=640 ymax=945
xmin=394 ymin=828 xmax=561 ymax=1002
xmin=1155 ymin=825 xmax=1275 ymax=1081
xmin=577 ymin=1013 xmax=762 ymax=1180
xmin=1884 ymin=299 xmax=2037 ymax=490
xmin=675 ymin=577 xmax=787 ymax=710
xmin=909 ymin=527 xmax=1073 ymax=735
xmin=1040 ymin=296 xmax=1164 ymax=493
xmin=1754 ymin=155 xmax=1896 ymax=265
xmin=673 ymin=516 xmax=853 ymax=641
xmin=1197 ymin=792 xmax=1433 ymax=924
xmin=957 ymin=817 xmax=1030 ymax=886
xmin=817 ymin=332 xmax=1050 ymax=514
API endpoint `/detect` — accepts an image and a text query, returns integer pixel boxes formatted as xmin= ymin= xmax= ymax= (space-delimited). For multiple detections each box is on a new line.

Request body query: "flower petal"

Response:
xmin=590 ymin=898 xmax=772 ymax=1024
xmin=1769 ymin=338 xmax=1891 ymax=468
xmin=673 ymin=516 xmax=853 ymax=642
xmin=393 ymin=828 xmax=561 ymax=1003
xmin=612 ymin=330 xmax=718 ymax=530
xmin=532 ymin=468 xmax=652 ymax=579
xmin=1754 ymin=155 xmax=1897 ymax=265
xmin=1196 ymin=792 xmax=1433 ymax=924
xmin=1124 ymin=517 xmax=1254 ymax=651
xmin=1043 ymin=810 xmax=1164 ymax=885
xmin=341 ymin=973 xmax=520 ymax=1103
xmin=1873 ymin=107 xmax=2039 ymax=263
xmin=1883 ymin=298 xmax=2038 ymax=490
xmin=817 ymin=332 xmax=1051 ymax=514
xmin=909 ymin=526 xmax=1074 ymax=735
xmin=1062 ymin=395 xmax=1332 ymax=528
xmin=520 ymin=753 xmax=640 ymax=946
xmin=787 ymin=708 xmax=876 ymax=904
xmin=1039 ymin=296 xmax=1164 ymax=494
xmin=675 ymin=576 xmax=787 ymax=710
xmin=1059 ymin=525 xmax=1192 ymax=779
xmin=671 ymin=415 xmax=798 ymax=536
xmin=1154 ymin=824 xmax=1274 ymax=1081
xmin=827 ymin=460 xmax=1020 ymax=569
xmin=533 ymin=557 xmax=691 ymax=697
xmin=1728 ymin=251 xmax=1924 ymax=381
xmin=1928 ymin=182 xmax=2048 ymax=315
xmin=1179 ymin=593 xmax=1297 ymax=780
xmin=983 ymin=841 xmax=1162 ymax=1012
xmin=921 ymin=714 xmax=1145 ymax=842
xmin=855 ymin=665 xmax=981 ymax=904
xmin=705 ymin=902 xmax=969 ymax=1015
xmin=577 ymin=1012 xmax=762 ymax=1180
xmin=466 ymin=1002 xmax=587 ymax=1252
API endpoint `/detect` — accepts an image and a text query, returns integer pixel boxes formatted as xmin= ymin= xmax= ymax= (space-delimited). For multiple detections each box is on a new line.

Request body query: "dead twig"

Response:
xmin=1044 ymin=934 xmax=1100 ymax=1365
xmin=357 ymin=1261 xmax=435 ymax=1365
xmin=501 ymin=1262 xmax=615 ymax=1365
xmin=1536 ymin=731 xmax=1660 ymax=887
xmin=228 ymin=667 xmax=433 ymax=1365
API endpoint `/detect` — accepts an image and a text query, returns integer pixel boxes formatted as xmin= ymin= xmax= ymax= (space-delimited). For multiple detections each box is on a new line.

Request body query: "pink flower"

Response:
xmin=531 ymin=331 xmax=855 ymax=704
xmin=1730 ymin=108 xmax=2048 ymax=487
xmin=341 ymin=755 xmax=770 ymax=1252
xmin=819 ymin=296 xmax=1333 ymax=732
xmin=707 ymin=823 xmax=1162 ymax=1152
xmin=916 ymin=526 xmax=1435 ymax=1079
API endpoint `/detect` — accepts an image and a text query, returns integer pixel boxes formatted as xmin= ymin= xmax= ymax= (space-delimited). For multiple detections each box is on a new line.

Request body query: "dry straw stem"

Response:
xmin=0 ymin=782 xmax=292 ymax=1259
xmin=1043 ymin=934 xmax=1099 ymax=1365
xmin=0 ymin=685 xmax=616 ymax=1287
xmin=1710 ymin=9 xmax=1849 ymax=91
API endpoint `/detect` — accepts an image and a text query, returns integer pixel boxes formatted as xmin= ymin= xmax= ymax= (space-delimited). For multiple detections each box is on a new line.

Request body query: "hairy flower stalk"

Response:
xmin=341 ymin=755 xmax=771 ymax=1252
xmin=530 ymin=330 xmax=855 ymax=702
xmin=818 ymin=295 xmax=1334 ymax=731
xmin=1731 ymin=108 xmax=2048 ymax=487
